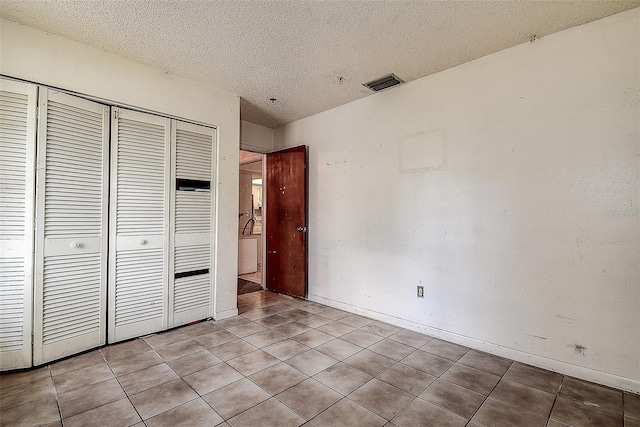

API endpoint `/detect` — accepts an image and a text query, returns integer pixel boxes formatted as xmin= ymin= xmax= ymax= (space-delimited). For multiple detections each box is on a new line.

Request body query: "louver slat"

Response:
xmin=34 ymin=89 xmax=108 ymax=365
xmin=175 ymin=245 xmax=210 ymax=273
xmin=115 ymin=249 xmax=164 ymax=326
xmin=0 ymin=80 xmax=36 ymax=370
xmin=44 ymin=100 xmax=104 ymax=238
xmin=116 ymin=118 xmax=166 ymax=236
xmin=110 ymin=108 xmax=169 ymax=343
xmin=175 ymin=192 xmax=211 ymax=233
xmin=0 ymin=260 xmax=25 ymax=352
xmin=174 ymin=275 xmax=210 ymax=313
xmin=42 ymin=253 xmax=101 ymax=344
xmin=0 ymin=90 xmax=28 ymax=239
xmin=175 ymin=129 xmax=212 ymax=181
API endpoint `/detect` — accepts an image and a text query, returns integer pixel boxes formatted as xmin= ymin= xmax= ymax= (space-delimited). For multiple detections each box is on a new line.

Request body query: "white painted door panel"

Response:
xmin=0 ymin=79 xmax=37 ymax=370
xmin=33 ymin=89 xmax=109 ymax=365
xmin=170 ymin=121 xmax=215 ymax=327
xmin=109 ymin=108 xmax=170 ymax=342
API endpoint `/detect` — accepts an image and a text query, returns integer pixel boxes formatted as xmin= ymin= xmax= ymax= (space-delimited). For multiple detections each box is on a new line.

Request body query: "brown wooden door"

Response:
xmin=265 ymin=145 xmax=307 ymax=297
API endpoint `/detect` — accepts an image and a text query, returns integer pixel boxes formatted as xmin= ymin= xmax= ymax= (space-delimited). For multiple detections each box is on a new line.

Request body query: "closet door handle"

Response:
xmin=139 ymin=239 xmax=147 ymax=245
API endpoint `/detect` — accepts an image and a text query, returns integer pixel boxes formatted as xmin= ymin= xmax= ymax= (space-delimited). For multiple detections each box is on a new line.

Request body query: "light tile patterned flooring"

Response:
xmin=1 ymin=290 xmax=639 ymax=427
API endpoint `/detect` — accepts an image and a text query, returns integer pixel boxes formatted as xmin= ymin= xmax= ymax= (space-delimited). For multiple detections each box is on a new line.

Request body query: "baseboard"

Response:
xmin=309 ymin=293 xmax=640 ymax=395
xmin=214 ymin=307 xmax=238 ymax=321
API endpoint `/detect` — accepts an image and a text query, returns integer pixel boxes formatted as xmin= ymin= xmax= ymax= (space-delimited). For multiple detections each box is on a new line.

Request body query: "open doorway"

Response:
xmin=238 ymin=150 xmax=264 ymax=294
xmin=237 ymin=145 xmax=309 ymax=298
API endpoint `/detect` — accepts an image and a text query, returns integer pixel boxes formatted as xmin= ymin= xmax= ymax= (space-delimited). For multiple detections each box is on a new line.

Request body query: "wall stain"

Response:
xmin=570 ymin=344 xmax=587 ymax=355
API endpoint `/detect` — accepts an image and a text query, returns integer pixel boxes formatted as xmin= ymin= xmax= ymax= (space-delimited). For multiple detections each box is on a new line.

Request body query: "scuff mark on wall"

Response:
xmin=570 ymin=344 xmax=587 ymax=355
xmin=529 ymin=334 xmax=547 ymax=340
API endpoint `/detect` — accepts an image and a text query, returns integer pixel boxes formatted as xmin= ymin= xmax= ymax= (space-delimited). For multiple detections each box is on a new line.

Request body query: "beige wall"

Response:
xmin=241 ymin=120 xmax=274 ymax=153
xmin=1 ymin=19 xmax=241 ymax=319
xmin=275 ymin=9 xmax=640 ymax=392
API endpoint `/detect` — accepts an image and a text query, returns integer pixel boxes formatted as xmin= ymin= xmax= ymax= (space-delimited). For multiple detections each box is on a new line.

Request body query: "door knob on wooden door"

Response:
xmin=296 ymin=226 xmax=307 ymax=232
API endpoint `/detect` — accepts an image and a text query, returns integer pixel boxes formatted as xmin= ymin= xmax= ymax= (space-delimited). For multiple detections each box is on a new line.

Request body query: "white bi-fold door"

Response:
xmin=170 ymin=121 xmax=216 ymax=327
xmin=0 ymin=79 xmax=37 ymax=370
xmin=0 ymin=83 xmax=216 ymax=366
xmin=108 ymin=108 xmax=171 ymax=343
xmin=109 ymin=112 xmax=216 ymax=340
xmin=33 ymin=89 xmax=110 ymax=365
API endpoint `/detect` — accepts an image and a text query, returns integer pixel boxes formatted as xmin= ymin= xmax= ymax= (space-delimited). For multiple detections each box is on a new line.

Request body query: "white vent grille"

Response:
xmin=42 ymin=253 xmax=101 ymax=344
xmin=116 ymin=118 xmax=166 ymax=236
xmin=0 ymin=259 xmax=25 ymax=351
xmin=174 ymin=274 xmax=210 ymax=313
xmin=363 ymin=74 xmax=404 ymax=92
xmin=176 ymin=129 xmax=212 ymax=181
xmin=0 ymin=90 xmax=28 ymax=239
xmin=175 ymin=192 xmax=211 ymax=233
xmin=115 ymin=249 xmax=164 ymax=326
xmin=175 ymin=244 xmax=210 ymax=273
xmin=44 ymin=100 xmax=104 ymax=238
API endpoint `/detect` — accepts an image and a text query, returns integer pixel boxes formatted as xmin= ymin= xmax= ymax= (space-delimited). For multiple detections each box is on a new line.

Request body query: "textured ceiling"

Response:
xmin=1 ymin=1 xmax=638 ymax=128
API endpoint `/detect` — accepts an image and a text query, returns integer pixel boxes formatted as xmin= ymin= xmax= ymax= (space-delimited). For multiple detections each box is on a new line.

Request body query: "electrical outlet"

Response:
xmin=417 ymin=285 xmax=424 ymax=298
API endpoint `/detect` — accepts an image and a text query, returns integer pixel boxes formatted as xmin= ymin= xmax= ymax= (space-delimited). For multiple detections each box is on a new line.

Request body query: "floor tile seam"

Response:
xmin=447 ymin=358 xmax=504 ymax=379
xmin=147 ymin=394 xmax=225 ymax=425
xmin=331 ymin=342 xmax=370 ymax=363
xmin=372 ymin=366 xmax=432 ymax=396
xmin=556 ymin=375 xmax=624 ymax=419
xmin=308 ymin=396 xmax=377 ymax=425
xmin=105 ymin=347 xmax=165 ymax=380
xmin=201 ymin=386 xmax=271 ymax=421
xmin=558 ymin=377 xmax=625 ymax=416
xmin=100 ymin=339 xmax=152 ymax=363
xmin=455 ymin=357 xmax=513 ymax=377
xmin=384 ymin=334 xmax=433 ymax=349
xmin=0 ymin=393 xmax=61 ymax=424
xmin=48 ymin=349 xmax=107 ymax=379
xmin=391 ymin=393 xmax=471 ymax=425
xmin=51 ymin=364 xmax=118 ymax=397
xmin=0 ymin=368 xmax=52 ymax=391
xmin=433 ymin=363 xmax=504 ymax=426
xmin=246 ymin=368 xmax=309 ymax=399
xmin=462 ymin=365 xmax=512 ymax=425
xmin=474 ymin=395 xmax=555 ymax=426
xmin=502 ymin=371 xmax=563 ymax=396
xmin=554 ymin=394 xmax=626 ymax=419
xmin=310 ymin=372 xmax=361 ymax=398
xmin=100 ymin=346 xmax=203 ymax=420
xmin=353 ymin=379 xmax=421 ymax=422
xmin=425 ymin=376 xmax=494 ymax=401
xmin=269 ymin=379 xmax=337 ymax=421
xmin=419 ymin=346 xmax=471 ymax=363
xmin=51 ymin=364 xmax=64 ymax=425
xmin=96 ymin=348 xmax=147 ymax=424
xmin=350 ymin=390 xmax=415 ymax=423
xmin=0 ymin=368 xmax=56 ymax=408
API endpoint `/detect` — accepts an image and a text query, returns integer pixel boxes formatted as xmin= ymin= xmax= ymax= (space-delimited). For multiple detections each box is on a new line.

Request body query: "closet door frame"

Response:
xmin=0 ymin=79 xmax=37 ymax=370
xmin=33 ymin=89 xmax=109 ymax=365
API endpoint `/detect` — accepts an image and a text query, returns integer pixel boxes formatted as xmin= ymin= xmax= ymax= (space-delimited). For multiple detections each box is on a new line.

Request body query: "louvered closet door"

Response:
xmin=33 ymin=89 xmax=109 ymax=365
xmin=0 ymin=79 xmax=37 ymax=370
xmin=170 ymin=121 xmax=215 ymax=327
xmin=109 ymin=108 xmax=170 ymax=342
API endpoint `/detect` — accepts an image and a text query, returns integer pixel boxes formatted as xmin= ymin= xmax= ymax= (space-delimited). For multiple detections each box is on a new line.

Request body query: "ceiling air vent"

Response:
xmin=363 ymin=74 xmax=404 ymax=92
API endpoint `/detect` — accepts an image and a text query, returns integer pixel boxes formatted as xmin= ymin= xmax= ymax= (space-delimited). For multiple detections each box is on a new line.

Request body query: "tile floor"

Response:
xmin=1 ymin=290 xmax=638 ymax=427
